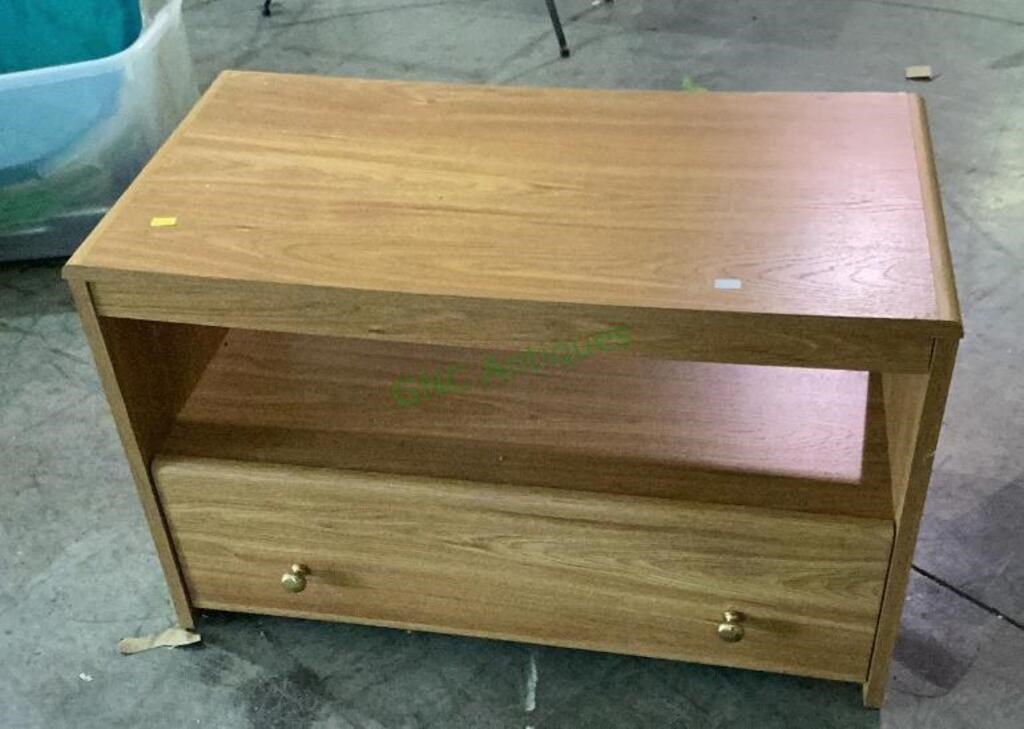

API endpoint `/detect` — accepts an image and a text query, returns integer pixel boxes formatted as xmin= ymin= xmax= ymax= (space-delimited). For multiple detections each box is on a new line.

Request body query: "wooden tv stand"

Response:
xmin=64 ymin=71 xmax=961 ymax=707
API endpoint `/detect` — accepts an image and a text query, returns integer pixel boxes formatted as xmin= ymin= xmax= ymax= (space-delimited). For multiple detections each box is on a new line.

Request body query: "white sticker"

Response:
xmin=714 ymin=278 xmax=742 ymax=290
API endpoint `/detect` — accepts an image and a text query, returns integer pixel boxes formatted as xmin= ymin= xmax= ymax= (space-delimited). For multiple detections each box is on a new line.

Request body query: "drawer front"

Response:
xmin=154 ymin=457 xmax=892 ymax=682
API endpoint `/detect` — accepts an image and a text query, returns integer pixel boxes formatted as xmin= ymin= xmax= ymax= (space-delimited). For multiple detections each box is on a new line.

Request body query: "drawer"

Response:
xmin=153 ymin=456 xmax=893 ymax=682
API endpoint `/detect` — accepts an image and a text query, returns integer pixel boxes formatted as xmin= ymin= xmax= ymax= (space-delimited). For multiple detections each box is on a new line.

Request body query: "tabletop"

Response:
xmin=65 ymin=70 xmax=961 ymax=339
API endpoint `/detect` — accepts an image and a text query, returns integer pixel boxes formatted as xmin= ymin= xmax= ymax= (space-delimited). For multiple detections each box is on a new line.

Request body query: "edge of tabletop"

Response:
xmin=60 ymin=264 xmax=965 ymax=344
xmin=907 ymin=93 xmax=963 ymax=339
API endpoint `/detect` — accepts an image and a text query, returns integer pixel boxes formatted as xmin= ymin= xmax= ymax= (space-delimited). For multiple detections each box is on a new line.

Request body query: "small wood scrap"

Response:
xmin=905 ymin=65 xmax=934 ymax=81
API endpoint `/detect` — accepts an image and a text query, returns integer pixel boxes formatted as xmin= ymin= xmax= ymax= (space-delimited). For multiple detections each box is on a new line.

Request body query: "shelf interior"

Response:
xmin=159 ymin=327 xmax=893 ymax=519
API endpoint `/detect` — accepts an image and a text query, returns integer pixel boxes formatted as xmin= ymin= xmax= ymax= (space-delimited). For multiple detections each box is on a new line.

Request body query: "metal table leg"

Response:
xmin=544 ymin=0 xmax=571 ymax=58
xmin=260 ymin=0 xmax=612 ymax=61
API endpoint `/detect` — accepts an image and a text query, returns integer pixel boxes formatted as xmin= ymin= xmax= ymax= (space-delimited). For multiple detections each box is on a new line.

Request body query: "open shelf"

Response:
xmin=159 ymin=328 xmax=892 ymax=519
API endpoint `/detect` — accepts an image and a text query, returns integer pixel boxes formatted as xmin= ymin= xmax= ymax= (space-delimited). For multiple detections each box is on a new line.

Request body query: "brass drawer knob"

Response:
xmin=717 ymin=610 xmax=746 ymax=642
xmin=281 ymin=564 xmax=310 ymax=593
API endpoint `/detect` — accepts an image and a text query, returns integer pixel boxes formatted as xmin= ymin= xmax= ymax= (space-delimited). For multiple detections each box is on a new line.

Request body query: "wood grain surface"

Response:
xmin=160 ymin=327 xmax=893 ymax=518
xmin=65 ymin=71 xmax=961 ymax=345
xmin=154 ymin=456 xmax=893 ymax=682
xmin=96 ymin=317 xmax=226 ymax=459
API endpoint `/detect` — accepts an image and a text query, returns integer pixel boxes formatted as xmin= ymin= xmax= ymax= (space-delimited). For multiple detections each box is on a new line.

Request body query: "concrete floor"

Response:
xmin=2 ymin=1 xmax=1023 ymax=727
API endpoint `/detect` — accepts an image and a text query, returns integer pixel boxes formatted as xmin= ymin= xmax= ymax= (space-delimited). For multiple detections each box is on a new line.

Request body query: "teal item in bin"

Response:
xmin=0 ymin=0 xmax=142 ymax=74
xmin=0 ymin=74 xmax=121 ymax=187
xmin=0 ymin=0 xmax=139 ymax=184
xmin=0 ymin=0 xmax=197 ymax=261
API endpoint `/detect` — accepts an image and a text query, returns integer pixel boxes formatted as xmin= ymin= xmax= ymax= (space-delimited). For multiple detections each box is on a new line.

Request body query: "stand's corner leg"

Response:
xmin=862 ymin=680 xmax=885 ymax=709
xmin=262 ymin=0 xmax=272 ymax=17
xmin=176 ymin=604 xmax=199 ymax=632
xmin=862 ymin=339 xmax=958 ymax=711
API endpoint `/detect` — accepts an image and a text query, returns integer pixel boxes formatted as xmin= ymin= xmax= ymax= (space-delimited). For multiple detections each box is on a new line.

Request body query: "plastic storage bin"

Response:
xmin=0 ymin=0 xmax=197 ymax=261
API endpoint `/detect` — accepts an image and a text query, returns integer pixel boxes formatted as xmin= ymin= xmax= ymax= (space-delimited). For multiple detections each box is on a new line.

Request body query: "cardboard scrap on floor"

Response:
xmin=905 ymin=65 xmax=934 ymax=80
xmin=118 ymin=627 xmax=201 ymax=655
